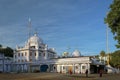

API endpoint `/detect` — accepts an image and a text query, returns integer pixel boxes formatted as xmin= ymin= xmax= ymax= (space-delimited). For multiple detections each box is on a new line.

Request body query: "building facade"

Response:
xmin=0 ymin=53 xmax=13 ymax=72
xmin=13 ymin=33 xmax=57 ymax=72
xmin=13 ymin=33 xmax=104 ymax=73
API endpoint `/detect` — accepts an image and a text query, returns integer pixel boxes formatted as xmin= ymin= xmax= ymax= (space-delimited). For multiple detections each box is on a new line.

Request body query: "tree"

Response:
xmin=100 ymin=50 xmax=106 ymax=57
xmin=110 ymin=50 xmax=120 ymax=68
xmin=4 ymin=47 xmax=13 ymax=57
xmin=105 ymin=0 xmax=120 ymax=48
xmin=0 ymin=44 xmax=13 ymax=57
xmin=99 ymin=51 xmax=106 ymax=63
xmin=0 ymin=44 xmax=2 ymax=48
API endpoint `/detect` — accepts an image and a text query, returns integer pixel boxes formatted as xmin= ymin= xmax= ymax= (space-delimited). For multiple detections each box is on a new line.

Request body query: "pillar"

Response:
xmin=87 ymin=63 xmax=90 ymax=74
xmin=73 ymin=64 xmax=75 ymax=74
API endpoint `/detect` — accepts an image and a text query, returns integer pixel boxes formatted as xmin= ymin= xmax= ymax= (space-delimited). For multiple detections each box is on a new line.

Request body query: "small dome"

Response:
xmin=62 ymin=52 xmax=69 ymax=57
xmin=72 ymin=50 xmax=81 ymax=57
xmin=28 ymin=33 xmax=43 ymax=44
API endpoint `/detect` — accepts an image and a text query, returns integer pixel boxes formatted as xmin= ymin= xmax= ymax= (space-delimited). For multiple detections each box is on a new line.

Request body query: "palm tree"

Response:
xmin=100 ymin=51 xmax=106 ymax=63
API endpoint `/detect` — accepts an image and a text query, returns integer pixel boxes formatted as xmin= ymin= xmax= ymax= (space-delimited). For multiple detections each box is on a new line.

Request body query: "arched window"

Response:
xmin=22 ymin=53 xmax=23 ymax=56
xmin=25 ymin=52 xmax=27 ymax=56
xmin=18 ymin=53 xmax=20 ymax=57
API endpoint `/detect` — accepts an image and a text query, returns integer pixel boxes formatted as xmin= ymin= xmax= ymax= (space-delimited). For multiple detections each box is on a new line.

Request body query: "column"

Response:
xmin=47 ymin=64 xmax=50 ymax=72
xmin=44 ymin=44 xmax=48 ymax=60
xmin=87 ymin=63 xmax=90 ymax=74
xmin=79 ymin=64 xmax=81 ymax=74
xmin=73 ymin=64 xmax=75 ymax=74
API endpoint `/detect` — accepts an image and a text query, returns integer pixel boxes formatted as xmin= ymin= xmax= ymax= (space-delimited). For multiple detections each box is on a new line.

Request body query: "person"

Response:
xmin=85 ymin=69 xmax=88 ymax=77
xmin=99 ymin=69 xmax=103 ymax=77
xmin=69 ymin=69 xmax=72 ymax=75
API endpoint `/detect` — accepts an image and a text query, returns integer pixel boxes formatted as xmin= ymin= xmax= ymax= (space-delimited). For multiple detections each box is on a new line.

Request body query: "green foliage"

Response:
xmin=100 ymin=50 xmax=106 ymax=57
xmin=0 ymin=44 xmax=13 ymax=57
xmin=105 ymin=0 xmax=120 ymax=48
xmin=110 ymin=50 xmax=120 ymax=68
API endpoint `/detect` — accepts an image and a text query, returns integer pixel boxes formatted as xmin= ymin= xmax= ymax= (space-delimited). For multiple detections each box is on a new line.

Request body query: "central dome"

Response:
xmin=72 ymin=50 xmax=81 ymax=57
xmin=28 ymin=33 xmax=43 ymax=44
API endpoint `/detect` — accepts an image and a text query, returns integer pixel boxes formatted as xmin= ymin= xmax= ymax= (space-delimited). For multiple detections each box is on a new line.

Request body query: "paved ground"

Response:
xmin=0 ymin=73 xmax=120 ymax=80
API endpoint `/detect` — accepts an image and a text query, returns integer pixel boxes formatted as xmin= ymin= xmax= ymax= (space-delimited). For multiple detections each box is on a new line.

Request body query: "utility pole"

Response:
xmin=106 ymin=25 xmax=110 ymax=65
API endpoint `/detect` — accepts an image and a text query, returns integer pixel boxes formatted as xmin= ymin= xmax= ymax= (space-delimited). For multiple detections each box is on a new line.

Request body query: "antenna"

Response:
xmin=27 ymin=18 xmax=32 ymax=50
xmin=28 ymin=18 xmax=32 ymax=39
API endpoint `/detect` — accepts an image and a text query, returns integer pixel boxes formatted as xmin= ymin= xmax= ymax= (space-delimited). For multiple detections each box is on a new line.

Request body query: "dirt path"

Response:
xmin=0 ymin=73 xmax=120 ymax=80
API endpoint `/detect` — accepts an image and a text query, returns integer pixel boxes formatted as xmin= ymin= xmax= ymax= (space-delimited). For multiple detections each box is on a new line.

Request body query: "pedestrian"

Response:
xmin=99 ymin=69 xmax=103 ymax=77
xmin=85 ymin=69 xmax=88 ymax=77
xmin=69 ymin=69 xmax=72 ymax=75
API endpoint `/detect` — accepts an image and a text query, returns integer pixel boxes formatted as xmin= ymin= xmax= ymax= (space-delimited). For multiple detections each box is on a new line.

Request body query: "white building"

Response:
xmin=13 ymin=33 xmax=57 ymax=72
xmin=13 ymin=33 xmax=105 ymax=73
xmin=0 ymin=53 xmax=13 ymax=72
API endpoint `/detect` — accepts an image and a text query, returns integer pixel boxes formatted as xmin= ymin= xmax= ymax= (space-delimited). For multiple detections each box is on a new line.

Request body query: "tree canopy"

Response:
xmin=105 ymin=0 xmax=120 ymax=48
xmin=0 ymin=44 xmax=13 ymax=57
xmin=100 ymin=50 xmax=106 ymax=57
xmin=110 ymin=50 xmax=120 ymax=68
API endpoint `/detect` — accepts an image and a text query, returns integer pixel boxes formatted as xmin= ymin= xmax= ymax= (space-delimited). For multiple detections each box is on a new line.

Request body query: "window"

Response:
xmin=39 ymin=46 xmax=41 ymax=48
xmin=18 ymin=59 xmax=20 ymax=62
xmin=76 ymin=66 xmax=78 ymax=69
xmin=18 ymin=53 xmax=20 ymax=57
xmin=43 ymin=53 xmax=45 ymax=57
xmin=35 ymin=53 xmax=36 ymax=56
xmin=39 ymin=53 xmax=41 ymax=56
xmin=63 ymin=66 xmax=65 ymax=69
xmin=22 ymin=53 xmax=23 ymax=56
xmin=25 ymin=52 xmax=27 ymax=56
xmin=82 ymin=66 xmax=86 ymax=69
xmin=30 ymin=46 xmax=35 ymax=49
xmin=25 ymin=59 xmax=27 ymax=62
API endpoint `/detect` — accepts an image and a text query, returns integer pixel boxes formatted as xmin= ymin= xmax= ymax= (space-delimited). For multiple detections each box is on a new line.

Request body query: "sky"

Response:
xmin=0 ymin=0 xmax=117 ymax=56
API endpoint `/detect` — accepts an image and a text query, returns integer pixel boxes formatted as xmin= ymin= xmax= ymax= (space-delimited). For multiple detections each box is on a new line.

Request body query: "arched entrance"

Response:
xmin=40 ymin=65 xmax=48 ymax=72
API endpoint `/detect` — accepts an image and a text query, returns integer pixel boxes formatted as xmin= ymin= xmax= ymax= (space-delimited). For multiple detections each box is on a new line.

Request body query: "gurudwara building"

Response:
xmin=13 ymin=33 xmax=105 ymax=74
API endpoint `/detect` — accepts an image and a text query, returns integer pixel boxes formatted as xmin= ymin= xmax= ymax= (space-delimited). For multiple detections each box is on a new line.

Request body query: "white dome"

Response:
xmin=72 ymin=50 xmax=81 ymax=57
xmin=62 ymin=52 xmax=69 ymax=57
xmin=28 ymin=33 xmax=43 ymax=44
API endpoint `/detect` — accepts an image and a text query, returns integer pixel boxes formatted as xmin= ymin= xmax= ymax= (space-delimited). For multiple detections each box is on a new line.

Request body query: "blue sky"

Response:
xmin=0 ymin=0 xmax=117 ymax=56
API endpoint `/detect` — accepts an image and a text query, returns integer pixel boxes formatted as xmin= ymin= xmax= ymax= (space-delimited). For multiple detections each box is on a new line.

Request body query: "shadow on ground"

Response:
xmin=65 ymin=75 xmax=95 ymax=78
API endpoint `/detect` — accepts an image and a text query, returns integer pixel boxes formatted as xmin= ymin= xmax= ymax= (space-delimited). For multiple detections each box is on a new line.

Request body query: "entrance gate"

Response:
xmin=40 ymin=65 xmax=48 ymax=72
